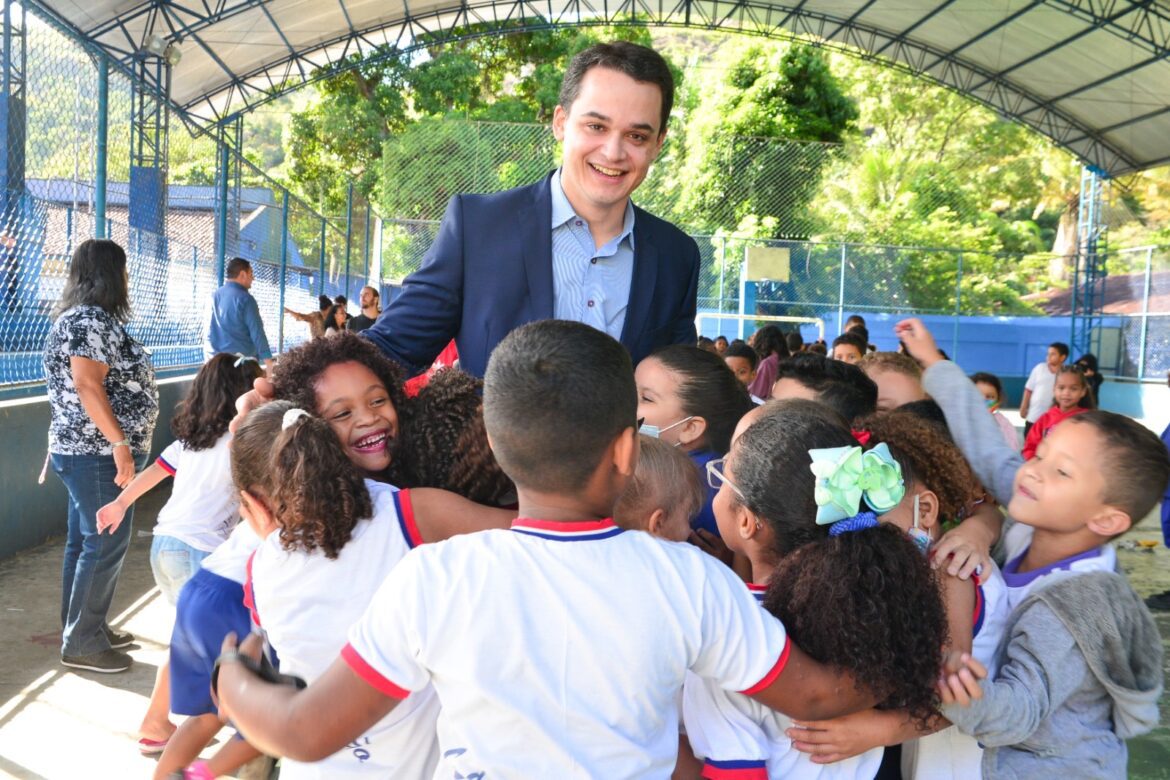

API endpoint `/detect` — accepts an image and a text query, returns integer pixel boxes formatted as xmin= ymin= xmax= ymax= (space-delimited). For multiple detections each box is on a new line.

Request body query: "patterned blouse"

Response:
xmin=43 ymin=305 xmax=158 ymax=455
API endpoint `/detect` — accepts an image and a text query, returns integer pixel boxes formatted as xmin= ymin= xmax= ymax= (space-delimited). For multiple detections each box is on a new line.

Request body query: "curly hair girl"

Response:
xmin=396 ymin=368 xmax=514 ymax=505
xmin=232 ymin=400 xmax=371 ymax=559
xmin=172 ymin=353 xmax=264 ymax=450
xmin=712 ymin=400 xmax=946 ymax=727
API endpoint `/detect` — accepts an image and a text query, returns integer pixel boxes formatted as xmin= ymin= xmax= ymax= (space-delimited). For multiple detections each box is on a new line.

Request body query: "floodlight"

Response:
xmin=143 ymin=34 xmax=167 ymax=57
xmin=164 ymin=44 xmax=182 ymax=67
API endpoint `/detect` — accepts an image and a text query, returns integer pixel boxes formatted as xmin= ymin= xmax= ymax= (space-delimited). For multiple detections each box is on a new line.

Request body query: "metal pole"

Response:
xmin=836 ymin=243 xmax=847 ymax=335
xmin=363 ymin=202 xmax=371 ymax=281
xmin=717 ymin=236 xmax=725 ymax=313
xmin=1136 ymin=247 xmax=1153 ymax=379
xmin=952 ymin=252 xmax=963 ymax=361
xmin=95 ymin=54 xmax=109 ymax=239
xmin=738 ymin=243 xmax=749 ymax=340
xmin=279 ymin=190 xmax=289 ymax=353
xmin=215 ymin=131 xmax=229 ymax=284
xmin=318 ymin=217 xmax=326 ymax=296
xmin=343 ymin=182 xmax=353 ymax=300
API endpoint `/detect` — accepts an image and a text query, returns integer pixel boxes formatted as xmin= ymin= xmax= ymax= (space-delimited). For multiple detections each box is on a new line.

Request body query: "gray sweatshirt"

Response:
xmin=924 ymin=360 xmax=1165 ymax=778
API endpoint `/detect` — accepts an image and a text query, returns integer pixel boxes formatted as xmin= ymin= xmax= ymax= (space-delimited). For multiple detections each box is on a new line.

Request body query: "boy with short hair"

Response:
xmin=723 ymin=341 xmax=759 ymax=388
xmin=771 ymin=352 xmax=877 ymax=423
xmin=898 ymin=318 xmax=1166 ymax=779
xmin=216 ymin=320 xmax=875 ymax=778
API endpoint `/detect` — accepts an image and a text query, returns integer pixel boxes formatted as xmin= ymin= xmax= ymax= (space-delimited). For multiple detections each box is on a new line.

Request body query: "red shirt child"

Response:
xmin=1021 ymin=367 xmax=1094 ymax=459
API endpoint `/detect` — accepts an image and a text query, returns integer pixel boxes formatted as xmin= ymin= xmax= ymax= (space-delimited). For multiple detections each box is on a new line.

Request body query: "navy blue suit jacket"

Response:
xmin=365 ymin=174 xmax=700 ymax=378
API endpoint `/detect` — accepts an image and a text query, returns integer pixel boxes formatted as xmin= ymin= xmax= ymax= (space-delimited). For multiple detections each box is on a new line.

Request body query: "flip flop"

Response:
xmin=138 ymin=737 xmax=169 ymax=755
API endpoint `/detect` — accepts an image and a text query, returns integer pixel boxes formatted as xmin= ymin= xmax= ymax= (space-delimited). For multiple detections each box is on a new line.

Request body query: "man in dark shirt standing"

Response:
xmin=347 ymin=285 xmax=381 ymax=334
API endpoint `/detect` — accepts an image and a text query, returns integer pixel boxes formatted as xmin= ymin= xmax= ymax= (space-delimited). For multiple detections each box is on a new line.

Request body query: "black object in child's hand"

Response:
xmin=211 ymin=639 xmax=306 ymax=698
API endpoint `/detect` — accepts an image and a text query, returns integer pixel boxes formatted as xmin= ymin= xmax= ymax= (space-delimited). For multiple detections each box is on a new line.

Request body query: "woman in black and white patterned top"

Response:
xmin=44 ymin=238 xmax=158 ymax=673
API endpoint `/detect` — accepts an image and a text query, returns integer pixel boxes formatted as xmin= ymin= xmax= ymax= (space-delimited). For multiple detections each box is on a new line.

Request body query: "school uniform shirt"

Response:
xmin=153 ymin=434 xmax=239 ymax=552
xmin=1023 ymin=363 xmax=1059 ymax=424
xmin=1002 ymin=544 xmax=1117 ymax=611
xmin=682 ymin=581 xmax=881 ymax=780
xmin=343 ymin=519 xmax=790 ymax=779
xmin=201 ymin=520 xmax=261 ymax=584
xmin=1021 ymin=405 xmax=1089 ymax=460
xmin=902 ymin=563 xmax=1011 ymax=780
xmin=248 ymin=481 xmax=439 ymax=780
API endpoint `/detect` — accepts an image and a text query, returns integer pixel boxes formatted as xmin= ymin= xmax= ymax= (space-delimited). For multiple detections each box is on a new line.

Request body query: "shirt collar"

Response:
xmin=511 ymin=517 xmax=624 ymax=542
xmin=550 ymin=168 xmax=636 ymax=250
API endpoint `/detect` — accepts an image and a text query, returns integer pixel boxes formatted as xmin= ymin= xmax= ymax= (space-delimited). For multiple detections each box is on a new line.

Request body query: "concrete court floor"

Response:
xmin=1 ymin=488 xmax=1169 ymax=779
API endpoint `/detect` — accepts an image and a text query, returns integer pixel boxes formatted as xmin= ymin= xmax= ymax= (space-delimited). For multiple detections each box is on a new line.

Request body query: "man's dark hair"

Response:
xmin=559 ymin=41 xmax=675 ymax=134
xmin=1068 ymin=411 xmax=1170 ymax=523
xmin=333 ymin=295 xmax=347 ymax=306
xmin=225 ymin=257 xmax=251 ymax=279
xmin=1049 ymin=341 xmax=1070 ymax=358
xmin=484 ymin=320 xmax=636 ymax=492
xmin=786 ymin=331 xmax=804 ymax=353
xmin=53 ymin=238 xmax=131 ymax=322
xmin=774 ymin=353 xmax=878 ymax=422
xmin=317 ymin=294 xmax=332 ymax=311
xmin=845 ymin=314 xmax=867 ymax=330
xmin=724 ymin=341 xmax=759 ymax=370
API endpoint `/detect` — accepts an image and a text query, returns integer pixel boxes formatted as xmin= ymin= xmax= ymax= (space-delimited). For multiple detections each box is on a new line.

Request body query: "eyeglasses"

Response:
xmin=706 ymin=458 xmax=744 ymax=498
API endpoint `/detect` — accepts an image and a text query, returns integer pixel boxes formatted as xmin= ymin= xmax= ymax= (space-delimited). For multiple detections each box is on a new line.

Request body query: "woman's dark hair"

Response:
xmin=854 ymin=411 xmax=977 ymax=524
xmin=323 ymin=304 xmax=347 ymax=333
xmin=763 ymin=523 xmax=945 ymax=728
xmin=317 ymin=294 xmax=333 ymax=311
xmin=172 ymin=354 xmax=264 ymax=450
xmin=559 ymin=41 xmax=675 ymax=133
xmin=786 ymin=331 xmax=804 ymax=353
xmin=232 ymin=400 xmax=372 ymax=560
xmin=729 ymin=400 xmax=857 ymax=557
xmin=751 ymin=325 xmax=790 ymax=360
xmin=397 ymin=369 xmax=514 ymax=505
xmin=970 ymin=371 xmax=1004 ymax=402
xmin=1073 ymin=353 xmax=1098 ymax=373
xmin=1057 ymin=364 xmax=1096 ymax=409
xmin=53 ymin=239 xmax=130 ymax=322
xmin=271 ymin=332 xmax=408 ymax=480
xmin=649 ymin=345 xmax=754 ymax=454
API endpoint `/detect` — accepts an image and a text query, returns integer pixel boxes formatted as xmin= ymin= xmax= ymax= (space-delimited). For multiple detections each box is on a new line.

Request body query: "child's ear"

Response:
xmin=646 ymin=508 xmax=667 ymax=538
xmin=240 ymin=489 xmax=278 ymax=537
xmin=613 ymin=425 xmax=638 ymax=478
xmin=1086 ymin=506 xmax=1131 ymax=538
xmin=916 ymin=489 xmax=941 ymax=531
xmin=678 ymin=416 xmax=708 ymax=448
xmin=735 ymin=503 xmax=765 ymax=543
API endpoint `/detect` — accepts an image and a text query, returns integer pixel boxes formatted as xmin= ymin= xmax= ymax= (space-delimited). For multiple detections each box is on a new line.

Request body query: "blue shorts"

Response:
xmin=169 ymin=568 xmax=251 ymax=717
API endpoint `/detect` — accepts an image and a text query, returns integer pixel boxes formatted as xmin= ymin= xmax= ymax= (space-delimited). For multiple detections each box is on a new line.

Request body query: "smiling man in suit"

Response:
xmin=363 ymin=41 xmax=699 ymax=378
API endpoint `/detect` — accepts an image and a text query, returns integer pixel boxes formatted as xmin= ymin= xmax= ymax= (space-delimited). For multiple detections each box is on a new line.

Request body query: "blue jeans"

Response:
xmin=149 ymin=534 xmax=210 ymax=607
xmin=52 ymin=451 xmax=149 ymax=656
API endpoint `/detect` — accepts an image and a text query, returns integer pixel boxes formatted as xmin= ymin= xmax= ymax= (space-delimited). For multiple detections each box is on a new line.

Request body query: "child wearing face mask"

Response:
xmin=789 ymin=411 xmax=1011 ymax=779
xmin=970 ymin=372 xmax=1019 ymax=453
xmin=681 ymin=399 xmax=947 ymax=779
xmin=635 ymin=345 xmax=755 ymax=538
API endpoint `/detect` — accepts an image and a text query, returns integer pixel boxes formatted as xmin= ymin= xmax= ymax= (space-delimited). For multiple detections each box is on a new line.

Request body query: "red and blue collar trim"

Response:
xmin=746 ymin=582 xmax=767 ymax=604
xmin=511 ymin=518 xmax=625 ymax=542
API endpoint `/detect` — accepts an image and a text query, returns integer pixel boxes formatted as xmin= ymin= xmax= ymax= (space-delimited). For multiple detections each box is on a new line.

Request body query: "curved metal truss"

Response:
xmin=41 ymin=0 xmax=1170 ymax=176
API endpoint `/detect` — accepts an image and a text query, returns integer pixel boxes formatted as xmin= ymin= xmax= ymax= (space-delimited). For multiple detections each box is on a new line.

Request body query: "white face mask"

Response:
xmin=638 ymin=416 xmax=695 ymax=440
xmin=907 ymin=493 xmax=932 ymax=556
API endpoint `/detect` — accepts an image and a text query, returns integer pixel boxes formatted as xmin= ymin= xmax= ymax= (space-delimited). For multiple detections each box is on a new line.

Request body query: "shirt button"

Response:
xmin=587 ymin=300 xmax=595 ymax=308
xmin=591 ymin=258 xmax=598 ymax=265
xmin=575 ymin=220 xmax=583 ymax=227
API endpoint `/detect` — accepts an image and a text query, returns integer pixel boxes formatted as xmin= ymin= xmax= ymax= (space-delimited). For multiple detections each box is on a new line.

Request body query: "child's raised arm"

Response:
xmin=216 ymin=632 xmax=399 ymax=762
xmin=96 ymin=461 xmax=171 ymax=534
xmin=749 ymin=642 xmax=878 ymax=721
xmin=788 ymin=709 xmax=947 ymax=764
xmin=896 ymin=318 xmax=1023 ymax=505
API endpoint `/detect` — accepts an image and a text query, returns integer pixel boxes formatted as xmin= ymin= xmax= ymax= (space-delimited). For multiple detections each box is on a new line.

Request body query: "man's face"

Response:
xmin=552 ymin=67 xmax=665 ymax=219
xmin=360 ymin=287 xmax=377 ymax=309
xmin=238 ymin=269 xmax=253 ymax=289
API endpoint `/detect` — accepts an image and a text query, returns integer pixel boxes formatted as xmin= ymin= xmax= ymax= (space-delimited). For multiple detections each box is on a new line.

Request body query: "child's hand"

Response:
xmin=96 ymin=501 xmax=126 ymax=535
xmin=932 ymin=527 xmax=991 ymax=580
xmin=937 ymin=653 xmax=987 ymax=707
xmin=787 ymin=709 xmax=905 ymax=764
xmin=894 ymin=319 xmax=945 ymax=368
xmin=229 ymin=376 xmax=276 ymax=434
xmin=688 ymin=529 xmax=734 ymax=568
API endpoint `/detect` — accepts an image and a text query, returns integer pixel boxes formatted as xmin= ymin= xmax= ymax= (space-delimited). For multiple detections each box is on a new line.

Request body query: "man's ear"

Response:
xmin=613 ymin=425 xmax=639 ymax=478
xmin=678 ymin=416 xmax=708 ymax=449
xmin=552 ymin=105 xmax=567 ymax=142
xmin=1087 ymin=506 xmax=1131 ymax=538
xmin=239 ymin=489 xmax=278 ymax=537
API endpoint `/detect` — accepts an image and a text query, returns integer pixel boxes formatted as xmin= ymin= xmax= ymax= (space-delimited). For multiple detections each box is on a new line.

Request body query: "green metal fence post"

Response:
xmin=1137 ymin=247 xmax=1153 ymax=380
xmin=278 ymin=190 xmax=289 ymax=353
xmin=344 ymin=182 xmax=353 ymax=300
xmin=95 ymin=53 xmax=108 ymax=239
xmin=952 ymin=251 xmax=963 ymax=360
xmin=318 ymin=217 xmax=326 ymax=296
xmin=363 ymin=202 xmax=371 ymax=281
xmin=215 ymin=130 xmax=229 ymax=285
xmin=836 ymin=243 xmax=847 ymax=335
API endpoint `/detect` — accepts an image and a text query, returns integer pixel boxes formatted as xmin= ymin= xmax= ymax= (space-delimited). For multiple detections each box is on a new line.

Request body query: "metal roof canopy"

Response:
xmin=37 ymin=0 xmax=1170 ymax=177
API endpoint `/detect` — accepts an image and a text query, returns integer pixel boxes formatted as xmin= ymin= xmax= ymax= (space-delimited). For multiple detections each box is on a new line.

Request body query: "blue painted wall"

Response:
xmin=0 ymin=375 xmax=193 ymax=562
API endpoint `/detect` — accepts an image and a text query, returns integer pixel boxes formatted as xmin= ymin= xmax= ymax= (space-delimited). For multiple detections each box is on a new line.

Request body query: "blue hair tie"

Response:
xmin=828 ymin=511 xmax=879 ymax=537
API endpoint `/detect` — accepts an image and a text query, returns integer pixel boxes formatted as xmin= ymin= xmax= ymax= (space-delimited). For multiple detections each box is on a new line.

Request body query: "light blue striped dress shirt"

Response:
xmin=550 ymin=168 xmax=636 ymax=340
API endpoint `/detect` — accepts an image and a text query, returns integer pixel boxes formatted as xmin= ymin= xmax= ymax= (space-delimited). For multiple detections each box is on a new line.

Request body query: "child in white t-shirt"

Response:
xmin=681 ymin=400 xmax=949 ymax=779
xmin=96 ymin=352 xmax=263 ymax=754
xmin=216 ymin=320 xmax=878 ymax=779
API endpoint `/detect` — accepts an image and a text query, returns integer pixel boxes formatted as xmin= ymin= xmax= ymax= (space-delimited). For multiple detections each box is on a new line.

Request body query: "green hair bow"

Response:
xmin=809 ymin=443 xmax=906 ymax=526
